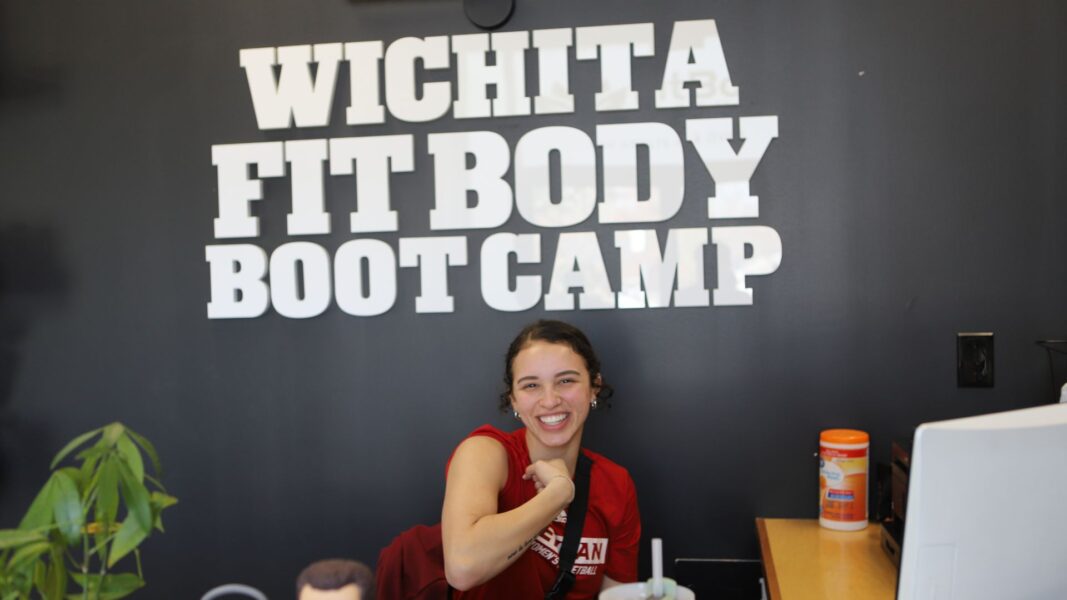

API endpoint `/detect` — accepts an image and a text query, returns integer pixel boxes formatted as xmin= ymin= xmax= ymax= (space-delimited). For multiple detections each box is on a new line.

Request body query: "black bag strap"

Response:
xmin=545 ymin=453 xmax=593 ymax=600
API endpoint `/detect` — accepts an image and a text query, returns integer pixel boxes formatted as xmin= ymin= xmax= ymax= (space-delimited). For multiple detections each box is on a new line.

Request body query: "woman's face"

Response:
xmin=510 ymin=340 xmax=600 ymax=451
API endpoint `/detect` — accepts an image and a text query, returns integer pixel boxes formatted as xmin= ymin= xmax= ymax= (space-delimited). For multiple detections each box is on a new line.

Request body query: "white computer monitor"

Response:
xmin=897 ymin=403 xmax=1067 ymax=599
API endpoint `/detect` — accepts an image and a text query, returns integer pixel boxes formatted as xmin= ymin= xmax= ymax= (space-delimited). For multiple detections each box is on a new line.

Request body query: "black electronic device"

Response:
xmin=673 ymin=558 xmax=765 ymax=600
xmin=880 ymin=439 xmax=910 ymax=566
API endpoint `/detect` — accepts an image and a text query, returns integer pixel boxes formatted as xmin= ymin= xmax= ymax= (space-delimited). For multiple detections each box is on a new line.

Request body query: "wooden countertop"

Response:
xmin=756 ymin=518 xmax=897 ymax=600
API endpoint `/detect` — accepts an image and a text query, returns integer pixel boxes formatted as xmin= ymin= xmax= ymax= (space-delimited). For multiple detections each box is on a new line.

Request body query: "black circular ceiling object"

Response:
xmin=463 ymin=0 xmax=515 ymax=29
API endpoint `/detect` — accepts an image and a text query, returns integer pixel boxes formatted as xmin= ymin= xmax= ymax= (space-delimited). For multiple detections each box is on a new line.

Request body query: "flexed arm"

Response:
xmin=441 ymin=436 xmax=575 ymax=591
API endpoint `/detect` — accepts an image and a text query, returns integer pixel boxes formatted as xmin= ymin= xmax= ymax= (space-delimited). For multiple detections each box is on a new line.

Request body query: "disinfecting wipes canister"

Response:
xmin=819 ymin=429 xmax=869 ymax=531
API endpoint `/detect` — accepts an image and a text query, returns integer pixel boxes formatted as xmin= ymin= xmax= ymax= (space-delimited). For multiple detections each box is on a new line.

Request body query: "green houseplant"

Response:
xmin=0 ymin=423 xmax=177 ymax=599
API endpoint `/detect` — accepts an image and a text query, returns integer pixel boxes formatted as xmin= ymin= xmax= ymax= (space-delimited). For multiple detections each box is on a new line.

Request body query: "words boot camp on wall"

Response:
xmin=205 ymin=19 xmax=784 ymax=319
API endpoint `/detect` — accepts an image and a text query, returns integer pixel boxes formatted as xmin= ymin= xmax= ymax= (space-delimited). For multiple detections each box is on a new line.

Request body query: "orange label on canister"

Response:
xmin=819 ymin=429 xmax=869 ymax=527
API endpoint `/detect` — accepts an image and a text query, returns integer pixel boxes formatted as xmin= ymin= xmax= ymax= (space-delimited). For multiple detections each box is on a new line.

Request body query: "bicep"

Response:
xmin=441 ymin=437 xmax=509 ymax=547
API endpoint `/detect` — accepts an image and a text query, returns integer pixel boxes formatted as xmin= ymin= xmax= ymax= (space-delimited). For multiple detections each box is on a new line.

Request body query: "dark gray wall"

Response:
xmin=1 ymin=0 xmax=1064 ymax=597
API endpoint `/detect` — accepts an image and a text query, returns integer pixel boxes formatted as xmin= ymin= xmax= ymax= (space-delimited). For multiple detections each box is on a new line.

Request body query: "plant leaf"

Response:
xmin=115 ymin=435 xmax=144 ymax=483
xmin=144 ymin=473 xmax=167 ymax=493
xmin=17 ymin=476 xmax=56 ymax=531
xmin=33 ymin=560 xmax=47 ymax=595
xmin=1 ymin=555 xmax=36 ymax=599
xmin=102 ymin=423 xmax=124 ymax=447
xmin=75 ymin=444 xmax=110 ymax=464
xmin=148 ymin=492 xmax=178 ymax=510
xmin=69 ymin=572 xmax=144 ymax=600
xmin=49 ymin=427 xmax=102 ymax=469
xmin=79 ymin=453 xmax=101 ymax=494
xmin=116 ymin=462 xmax=151 ymax=533
xmin=148 ymin=492 xmax=178 ymax=532
xmin=50 ymin=471 xmax=83 ymax=546
xmin=100 ymin=572 xmax=144 ymax=598
xmin=75 ymin=441 xmax=111 ymax=459
xmin=43 ymin=545 xmax=66 ymax=600
xmin=124 ymin=428 xmax=162 ymax=478
xmin=106 ymin=517 xmax=147 ymax=568
xmin=83 ymin=453 xmax=108 ymax=499
xmin=95 ymin=457 xmax=120 ymax=527
xmin=0 ymin=530 xmax=47 ymax=550
xmin=6 ymin=540 xmax=51 ymax=571
xmin=57 ymin=466 xmax=84 ymax=496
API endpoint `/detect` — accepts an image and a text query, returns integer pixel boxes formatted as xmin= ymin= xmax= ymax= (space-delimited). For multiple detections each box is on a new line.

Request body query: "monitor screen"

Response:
xmin=897 ymin=403 xmax=1067 ymax=599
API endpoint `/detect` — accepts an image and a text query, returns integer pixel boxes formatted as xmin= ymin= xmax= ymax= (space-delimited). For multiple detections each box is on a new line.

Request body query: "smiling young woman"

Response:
xmin=441 ymin=320 xmax=641 ymax=599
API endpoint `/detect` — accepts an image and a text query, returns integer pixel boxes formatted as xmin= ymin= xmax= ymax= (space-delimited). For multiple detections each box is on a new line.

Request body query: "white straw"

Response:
xmin=651 ymin=538 xmax=664 ymax=597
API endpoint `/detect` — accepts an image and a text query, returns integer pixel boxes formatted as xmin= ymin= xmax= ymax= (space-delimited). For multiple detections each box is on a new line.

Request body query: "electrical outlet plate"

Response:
xmin=957 ymin=332 xmax=994 ymax=388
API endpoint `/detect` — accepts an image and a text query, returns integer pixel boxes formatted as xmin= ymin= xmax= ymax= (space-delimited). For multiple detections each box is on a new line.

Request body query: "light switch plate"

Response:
xmin=957 ymin=332 xmax=994 ymax=388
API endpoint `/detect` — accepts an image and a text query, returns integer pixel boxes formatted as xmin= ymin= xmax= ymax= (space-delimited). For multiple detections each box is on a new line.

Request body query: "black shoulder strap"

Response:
xmin=545 ymin=453 xmax=593 ymax=600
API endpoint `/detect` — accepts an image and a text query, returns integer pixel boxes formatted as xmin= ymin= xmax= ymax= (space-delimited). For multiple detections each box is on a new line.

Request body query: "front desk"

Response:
xmin=756 ymin=518 xmax=897 ymax=600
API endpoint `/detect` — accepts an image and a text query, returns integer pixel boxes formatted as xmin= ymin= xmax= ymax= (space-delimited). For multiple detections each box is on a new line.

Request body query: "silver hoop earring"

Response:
xmin=591 ymin=398 xmax=598 ymax=410
xmin=513 ymin=410 xmax=520 ymax=419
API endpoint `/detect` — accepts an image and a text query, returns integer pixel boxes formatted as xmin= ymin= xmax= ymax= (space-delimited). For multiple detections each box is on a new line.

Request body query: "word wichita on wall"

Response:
xmin=205 ymin=19 xmax=782 ymax=319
